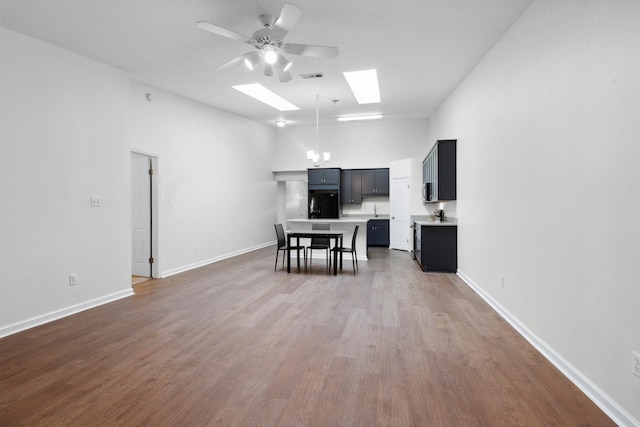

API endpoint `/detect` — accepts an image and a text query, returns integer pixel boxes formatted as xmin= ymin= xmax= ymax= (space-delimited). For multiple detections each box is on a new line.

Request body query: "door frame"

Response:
xmin=131 ymin=150 xmax=160 ymax=279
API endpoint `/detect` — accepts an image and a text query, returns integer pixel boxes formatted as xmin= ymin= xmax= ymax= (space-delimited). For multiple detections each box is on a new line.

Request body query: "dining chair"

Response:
xmin=331 ymin=225 xmax=359 ymax=275
xmin=274 ymin=223 xmax=305 ymax=271
xmin=306 ymin=223 xmax=331 ymax=272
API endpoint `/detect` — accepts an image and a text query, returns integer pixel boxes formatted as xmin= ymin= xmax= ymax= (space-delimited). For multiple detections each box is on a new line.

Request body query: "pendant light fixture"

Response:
xmin=307 ymin=95 xmax=331 ymax=167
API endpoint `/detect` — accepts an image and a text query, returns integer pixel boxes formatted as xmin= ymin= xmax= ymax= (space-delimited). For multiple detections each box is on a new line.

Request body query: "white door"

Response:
xmin=390 ymin=177 xmax=410 ymax=251
xmin=131 ymin=154 xmax=152 ymax=277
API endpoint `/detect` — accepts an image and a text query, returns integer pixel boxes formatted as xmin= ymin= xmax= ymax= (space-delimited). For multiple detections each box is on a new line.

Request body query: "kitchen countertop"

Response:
xmin=288 ymin=215 xmax=389 ymax=223
xmin=413 ymin=216 xmax=457 ymax=226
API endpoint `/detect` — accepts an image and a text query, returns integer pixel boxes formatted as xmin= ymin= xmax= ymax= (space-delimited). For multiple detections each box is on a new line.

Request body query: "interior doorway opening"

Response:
xmin=131 ymin=151 xmax=159 ymax=283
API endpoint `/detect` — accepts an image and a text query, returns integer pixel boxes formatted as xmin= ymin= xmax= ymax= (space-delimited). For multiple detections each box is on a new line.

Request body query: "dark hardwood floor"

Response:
xmin=0 ymin=247 xmax=614 ymax=426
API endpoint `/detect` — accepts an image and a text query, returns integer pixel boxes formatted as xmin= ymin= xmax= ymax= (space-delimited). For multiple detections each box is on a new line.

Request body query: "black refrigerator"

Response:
xmin=308 ymin=190 xmax=339 ymax=219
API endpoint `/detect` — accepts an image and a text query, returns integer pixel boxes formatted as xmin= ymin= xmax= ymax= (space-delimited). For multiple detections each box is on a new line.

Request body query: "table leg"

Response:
xmin=296 ymin=237 xmax=301 ymax=271
xmin=332 ymin=236 xmax=337 ymax=275
xmin=339 ymin=236 xmax=344 ymax=270
xmin=287 ymin=234 xmax=291 ymax=273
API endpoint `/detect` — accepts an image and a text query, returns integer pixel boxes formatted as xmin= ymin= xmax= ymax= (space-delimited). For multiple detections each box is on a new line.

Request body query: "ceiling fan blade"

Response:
xmin=284 ymin=44 xmax=339 ymax=58
xmin=270 ymin=3 xmax=303 ymax=39
xmin=213 ymin=54 xmax=249 ymax=71
xmin=196 ymin=21 xmax=252 ymax=43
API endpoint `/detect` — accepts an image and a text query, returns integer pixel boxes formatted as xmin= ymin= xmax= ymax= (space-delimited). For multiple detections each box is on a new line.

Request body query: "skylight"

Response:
xmin=343 ymin=69 xmax=381 ymax=104
xmin=232 ymin=83 xmax=300 ymax=111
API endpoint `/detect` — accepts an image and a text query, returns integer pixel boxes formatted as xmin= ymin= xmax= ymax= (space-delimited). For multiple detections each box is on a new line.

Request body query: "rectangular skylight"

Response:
xmin=232 ymin=83 xmax=300 ymax=111
xmin=343 ymin=69 xmax=381 ymax=104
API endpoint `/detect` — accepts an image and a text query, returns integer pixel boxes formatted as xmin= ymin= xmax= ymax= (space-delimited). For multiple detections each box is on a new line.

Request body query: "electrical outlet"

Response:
xmin=633 ymin=351 xmax=640 ymax=379
xmin=90 ymin=196 xmax=101 ymax=207
xmin=69 ymin=274 xmax=78 ymax=286
xmin=500 ymin=275 xmax=505 ymax=288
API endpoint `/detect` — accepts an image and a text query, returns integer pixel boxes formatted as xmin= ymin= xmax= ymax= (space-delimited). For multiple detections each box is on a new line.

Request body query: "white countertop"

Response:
xmin=288 ymin=216 xmax=389 ymax=223
xmin=413 ymin=217 xmax=457 ymax=226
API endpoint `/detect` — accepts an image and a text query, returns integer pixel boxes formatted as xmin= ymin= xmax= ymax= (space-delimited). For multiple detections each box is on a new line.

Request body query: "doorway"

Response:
xmin=390 ymin=176 xmax=410 ymax=251
xmin=131 ymin=152 xmax=157 ymax=282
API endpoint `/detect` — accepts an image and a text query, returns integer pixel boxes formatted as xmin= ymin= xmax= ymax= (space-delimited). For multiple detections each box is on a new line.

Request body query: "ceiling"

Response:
xmin=0 ymin=0 xmax=533 ymax=127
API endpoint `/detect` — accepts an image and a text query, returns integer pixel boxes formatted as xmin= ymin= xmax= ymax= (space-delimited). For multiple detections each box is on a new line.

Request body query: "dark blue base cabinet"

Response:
xmin=367 ymin=219 xmax=389 ymax=247
xmin=415 ymin=225 xmax=457 ymax=273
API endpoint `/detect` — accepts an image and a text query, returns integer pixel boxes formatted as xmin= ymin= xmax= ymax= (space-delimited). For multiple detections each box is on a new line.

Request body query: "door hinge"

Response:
xmin=149 ymin=257 xmax=154 ymax=264
xmin=149 ymin=168 xmax=155 ymax=175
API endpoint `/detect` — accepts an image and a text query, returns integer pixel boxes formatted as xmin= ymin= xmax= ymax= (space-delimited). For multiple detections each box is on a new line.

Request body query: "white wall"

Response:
xmin=0 ymin=27 xmax=132 ymax=331
xmin=430 ymin=0 xmax=640 ymax=423
xmin=0 ymin=25 xmax=279 ymax=334
xmin=273 ymin=118 xmax=430 ymax=171
xmin=128 ymin=83 xmax=277 ymax=277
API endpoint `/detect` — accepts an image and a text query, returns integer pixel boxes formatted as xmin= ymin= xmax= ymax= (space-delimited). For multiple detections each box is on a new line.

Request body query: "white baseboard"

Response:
xmin=457 ymin=270 xmax=639 ymax=427
xmin=160 ymin=241 xmax=275 ymax=278
xmin=0 ymin=288 xmax=134 ymax=339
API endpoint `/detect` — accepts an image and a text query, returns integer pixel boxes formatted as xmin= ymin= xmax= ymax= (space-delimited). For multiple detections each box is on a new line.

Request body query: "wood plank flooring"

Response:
xmin=0 ymin=247 xmax=614 ymax=426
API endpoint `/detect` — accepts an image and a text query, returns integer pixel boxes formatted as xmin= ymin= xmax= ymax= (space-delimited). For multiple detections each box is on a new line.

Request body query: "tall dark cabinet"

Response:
xmin=422 ymin=139 xmax=456 ymax=203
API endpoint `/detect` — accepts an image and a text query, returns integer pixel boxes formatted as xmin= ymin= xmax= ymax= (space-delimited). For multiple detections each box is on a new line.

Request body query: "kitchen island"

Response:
xmin=286 ymin=217 xmax=371 ymax=261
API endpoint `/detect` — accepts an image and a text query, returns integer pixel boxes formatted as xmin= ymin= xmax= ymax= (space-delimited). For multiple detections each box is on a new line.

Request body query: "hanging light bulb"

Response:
xmin=263 ymin=45 xmax=278 ymax=65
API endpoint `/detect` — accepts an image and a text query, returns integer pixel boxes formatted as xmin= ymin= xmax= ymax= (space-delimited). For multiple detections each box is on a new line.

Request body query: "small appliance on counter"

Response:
xmin=434 ymin=209 xmax=445 ymax=222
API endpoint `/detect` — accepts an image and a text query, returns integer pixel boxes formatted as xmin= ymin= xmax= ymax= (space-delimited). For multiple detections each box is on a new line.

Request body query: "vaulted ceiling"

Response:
xmin=0 ymin=0 xmax=533 ymax=126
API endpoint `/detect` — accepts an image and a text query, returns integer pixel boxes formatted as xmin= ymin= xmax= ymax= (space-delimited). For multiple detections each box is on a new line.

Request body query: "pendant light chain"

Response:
xmin=316 ymin=94 xmax=320 ymax=156
xmin=307 ymin=94 xmax=331 ymax=167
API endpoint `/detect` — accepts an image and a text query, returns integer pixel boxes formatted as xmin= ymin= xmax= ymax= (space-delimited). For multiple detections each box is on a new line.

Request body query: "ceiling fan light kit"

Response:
xmin=197 ymin=3 xmax=338 ymax=83
xmin=243 ymin=52 xmax=260 ymax=70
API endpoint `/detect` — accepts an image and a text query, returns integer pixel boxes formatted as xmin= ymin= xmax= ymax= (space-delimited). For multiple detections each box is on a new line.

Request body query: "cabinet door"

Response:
xmin=362 ymin=169 xmax=389 ymax=195
xmin=361 ymin=170 xmax=375 ymax=195
xmin=420 ymin=226 xmax=457 ymax=272
xmin=376 ymin=220 xmax=389 ymax=246
xmin=437 ymin=140 xmax=456 ymax=200
xmin=375 ymin=169 xmax=389 ymax=195
xmin=341 ymin=170 xmax=361 ymax=204
xmin=308 ymin=169 xmax=324 ymax=185
xmin=323 ymin=168 xmax=340 ymax=185
xmin=367 ymin=222 xmax=377 ymax=245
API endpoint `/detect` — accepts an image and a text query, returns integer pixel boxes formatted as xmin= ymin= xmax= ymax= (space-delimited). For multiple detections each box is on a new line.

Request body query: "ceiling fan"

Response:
xmin=197 ymin=3 xmax=339 ymax=82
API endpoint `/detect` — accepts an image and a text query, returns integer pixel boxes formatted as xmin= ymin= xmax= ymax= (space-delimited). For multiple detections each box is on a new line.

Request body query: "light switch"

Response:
xmin=91 ymin=196 xmax=102 ymax=207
